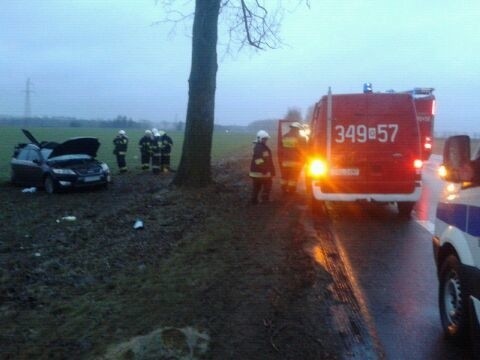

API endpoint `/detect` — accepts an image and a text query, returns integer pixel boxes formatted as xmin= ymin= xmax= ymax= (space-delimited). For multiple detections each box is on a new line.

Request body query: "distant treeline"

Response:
xmin=0 ymin=114 xmax=152 ymax=129
xmin=0 ymin=114 xmax=281 ymax=134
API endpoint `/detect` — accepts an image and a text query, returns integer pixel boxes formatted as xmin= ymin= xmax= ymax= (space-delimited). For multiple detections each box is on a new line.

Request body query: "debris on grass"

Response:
xmin=133 ymin=219 xmax=144 ymax=230
xmin=61 ymin=216 xmax=77 ymax=221
xmin=21 ymin=187 xmax=36 ymax=193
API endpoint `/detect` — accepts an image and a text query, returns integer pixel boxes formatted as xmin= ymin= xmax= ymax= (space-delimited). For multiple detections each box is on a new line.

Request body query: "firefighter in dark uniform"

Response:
xmin=139 ymin=129 xmax=153 ymax=170
xmin=249 ymin=130 xmax=276 ymax=204
xmin=159 ymin=130 xmax=174 ymax=172
xmin=113 ymin=129 xmax=128 ymax=173
xmin=151 ymin=130 xmax=161 ymax=174
xmin=279 ymin=122 xmax=307 ymax=195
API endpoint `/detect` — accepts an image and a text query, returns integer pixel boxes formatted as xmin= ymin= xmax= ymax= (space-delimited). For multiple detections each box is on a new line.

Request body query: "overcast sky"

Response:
xmin=1 ymin=0 xmax=479 ymax=133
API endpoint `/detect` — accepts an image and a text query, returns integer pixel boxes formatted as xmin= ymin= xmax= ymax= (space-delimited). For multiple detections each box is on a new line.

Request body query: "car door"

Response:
xmin=11 ymin=148 xmax=31 ymax=184
xmin=25 ymin=148 xmax=45 ymax=186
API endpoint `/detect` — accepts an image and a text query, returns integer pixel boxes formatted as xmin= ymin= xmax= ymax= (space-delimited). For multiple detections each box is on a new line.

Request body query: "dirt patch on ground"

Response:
xmin=0 ymin=156 xmax=345 ymax=359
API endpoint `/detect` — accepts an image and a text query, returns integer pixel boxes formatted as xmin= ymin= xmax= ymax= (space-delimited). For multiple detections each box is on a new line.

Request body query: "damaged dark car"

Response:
xmin=10 ymin=129 xmax=111 ymax=193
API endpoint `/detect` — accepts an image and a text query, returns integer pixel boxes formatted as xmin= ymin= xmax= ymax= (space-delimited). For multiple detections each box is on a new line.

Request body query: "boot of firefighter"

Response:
xmin=261 ymin=191 xmax=271 ymax=203
xmin=250 ymin=181 xmax=261 ymax=205
xmin=280 ymin=178 xmax=289 ymax=195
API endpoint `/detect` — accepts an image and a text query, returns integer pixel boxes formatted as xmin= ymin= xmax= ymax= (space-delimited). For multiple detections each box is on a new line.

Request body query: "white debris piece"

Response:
xmin=21 ymin=187 xmax=37 ymax=193
xmin=133 ymin=219 xmax=144 ymax=230
xmin=61 ymin=216 xmax=77 ymax=221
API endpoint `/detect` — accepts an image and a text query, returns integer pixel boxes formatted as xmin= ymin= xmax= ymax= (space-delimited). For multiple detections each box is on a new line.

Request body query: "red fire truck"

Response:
xmin=306 ymin=87 xmax=424 ymax=217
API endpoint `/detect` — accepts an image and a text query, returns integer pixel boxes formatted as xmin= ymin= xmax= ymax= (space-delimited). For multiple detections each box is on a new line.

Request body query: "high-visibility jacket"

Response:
xmin=160 ymin=134 xmax=173 ymax=155
xmin=151 ymin=136 xmax=161 ymax=155
xmin=280 ymin=131 xmax=307 ymax=168
xmin=139 ymin=135 xmax=152 ymax=154
xmin=249 ymin=142 xmax=275 ymax=178
xmin=151 ymin=136 xmax=161 ymax=171
xmin=113 ymin=135 xmax=128 ymax=155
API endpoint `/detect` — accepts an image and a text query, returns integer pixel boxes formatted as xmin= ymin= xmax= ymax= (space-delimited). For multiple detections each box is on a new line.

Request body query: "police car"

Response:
xmin=433 ymin=135 xmax=480 ymax=353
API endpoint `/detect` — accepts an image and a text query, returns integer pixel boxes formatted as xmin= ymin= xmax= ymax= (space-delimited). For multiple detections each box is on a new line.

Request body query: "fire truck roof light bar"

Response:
xmin=412 ymin=87 xmax=435 ymax=95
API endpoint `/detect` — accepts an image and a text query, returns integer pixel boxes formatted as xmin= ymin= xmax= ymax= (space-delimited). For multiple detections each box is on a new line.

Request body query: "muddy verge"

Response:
xmin=1 ymin=157 xmax=350 ymax=359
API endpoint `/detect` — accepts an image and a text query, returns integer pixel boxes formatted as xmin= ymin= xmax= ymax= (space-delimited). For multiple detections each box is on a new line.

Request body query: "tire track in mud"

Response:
xmin=300 ymin=203 xmax=385 ymax=359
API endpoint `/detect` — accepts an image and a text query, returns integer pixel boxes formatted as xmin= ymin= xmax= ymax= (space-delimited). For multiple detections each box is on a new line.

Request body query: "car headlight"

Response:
xmin=52 ymin=168 xmax=76 ymax=175
xmin=438 ymin=165 xmax=447 ymax=178
xmin=100 ymin=163 xmax=110 ymax=172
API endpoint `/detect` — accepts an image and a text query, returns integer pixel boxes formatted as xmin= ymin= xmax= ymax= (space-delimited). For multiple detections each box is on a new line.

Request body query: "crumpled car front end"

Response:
xmin=48 ymin=155 xmax=111 ymax=190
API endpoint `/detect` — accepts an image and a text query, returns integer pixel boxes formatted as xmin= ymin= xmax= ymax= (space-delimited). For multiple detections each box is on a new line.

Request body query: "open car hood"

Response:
xmin=49 ymin=137 xmax=100 ymax=158
xmin=22 ymin=129 xmax=40 ymax=146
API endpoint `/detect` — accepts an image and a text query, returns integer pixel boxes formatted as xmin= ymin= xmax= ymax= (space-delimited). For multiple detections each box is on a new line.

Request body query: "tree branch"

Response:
xmin=155 ymin=0 xmax=309 ymax=52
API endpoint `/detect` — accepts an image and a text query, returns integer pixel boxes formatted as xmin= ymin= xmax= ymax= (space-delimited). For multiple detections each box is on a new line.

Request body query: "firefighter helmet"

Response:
xmin=119 ymin=130 xmax=126 ymax=135
xmin=289 ymin=122 xmax=303 ymax=129
xmin=145 ymin=129 xmax=152 ymax=135
xmin=256 ymin=130 xmax=270 ymax=140
xmin=157 ymin=130 xmax=166 ymax=136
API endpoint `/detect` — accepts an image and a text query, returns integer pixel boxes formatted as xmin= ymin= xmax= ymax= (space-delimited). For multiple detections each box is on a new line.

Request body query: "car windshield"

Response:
xmin=41 ymin=148 xmax=53 ymax=158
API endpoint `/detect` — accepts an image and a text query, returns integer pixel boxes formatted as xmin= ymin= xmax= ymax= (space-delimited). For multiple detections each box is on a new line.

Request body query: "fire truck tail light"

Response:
xmin=414 ymin=159 xmax=423 ymax=169
xmin=424 ymin=143 xmax=432 ymax=150
xmin=309 ymin=159 xmax=328 ymax=178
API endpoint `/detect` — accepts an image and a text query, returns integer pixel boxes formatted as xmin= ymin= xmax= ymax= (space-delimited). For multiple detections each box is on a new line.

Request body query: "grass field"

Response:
xmin=2 ymin=126 xmax=479 ymax=183
xmin=0 ymin=127 xmax=254 ymax=182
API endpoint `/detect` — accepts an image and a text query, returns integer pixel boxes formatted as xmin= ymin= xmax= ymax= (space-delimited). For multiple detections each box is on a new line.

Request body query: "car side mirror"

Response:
xmin=441 ymin=135 xmax=471 ymax=183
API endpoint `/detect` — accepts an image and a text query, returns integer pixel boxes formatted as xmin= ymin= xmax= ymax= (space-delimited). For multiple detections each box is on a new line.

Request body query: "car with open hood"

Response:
xmin=10 ymin=129 xmax=111 ymax=193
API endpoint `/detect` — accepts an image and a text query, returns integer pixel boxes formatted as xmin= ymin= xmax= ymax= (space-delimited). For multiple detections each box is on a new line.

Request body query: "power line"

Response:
xmin=23 ymin=78 xmax=34 ymax=119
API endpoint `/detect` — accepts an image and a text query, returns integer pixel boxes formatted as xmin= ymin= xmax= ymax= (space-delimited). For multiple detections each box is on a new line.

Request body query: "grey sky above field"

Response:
xmin=1 ymin=0 xmax=479 ymax=133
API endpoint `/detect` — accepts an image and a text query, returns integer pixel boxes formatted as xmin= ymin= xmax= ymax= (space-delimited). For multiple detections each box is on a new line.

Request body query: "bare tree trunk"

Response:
xmin=172 ymin=0 xmax=220 ymax=187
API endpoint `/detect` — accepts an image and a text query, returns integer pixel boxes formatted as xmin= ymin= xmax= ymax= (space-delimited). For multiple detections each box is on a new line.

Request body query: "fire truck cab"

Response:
xmin=307 ymin=88 xmax=423 ymax=217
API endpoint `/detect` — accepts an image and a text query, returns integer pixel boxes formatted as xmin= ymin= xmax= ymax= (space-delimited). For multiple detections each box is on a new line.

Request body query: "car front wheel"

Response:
xmin=44 ymin=175 xmax=56 ymax=194
xmin=10 ymin=169 xmax=17 ymax=184
xmin=439 ymin=254 xmax=469 ymax=342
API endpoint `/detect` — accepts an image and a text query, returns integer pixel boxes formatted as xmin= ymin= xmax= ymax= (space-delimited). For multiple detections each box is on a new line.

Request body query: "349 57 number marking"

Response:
xmin=334 ymin=124 xmax=398 ymax=143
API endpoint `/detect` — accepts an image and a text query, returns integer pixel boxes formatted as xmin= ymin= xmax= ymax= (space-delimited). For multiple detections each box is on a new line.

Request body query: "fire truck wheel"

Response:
xmin=439 ymin=254 xmax=469 ymax=343
xmin=311 ymin=198 xmax=326 ymax=218
xmin=397 ymin=201 xmax=415 ymax=217
xmin=304 ymin=177 xmax=313 ymax=196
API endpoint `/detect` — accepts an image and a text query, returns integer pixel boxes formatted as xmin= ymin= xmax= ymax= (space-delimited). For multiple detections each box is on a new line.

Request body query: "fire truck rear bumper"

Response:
xmin=311 ymin=185 xmax=422 ymax=202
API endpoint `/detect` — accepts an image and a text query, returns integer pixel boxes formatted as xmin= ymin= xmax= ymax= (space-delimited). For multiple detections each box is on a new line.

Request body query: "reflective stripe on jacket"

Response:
xmin=281 ymin=160 xmax=302 ymax=168
xmin=160 ymin=134 xmax=173 ymax=154
xmin=113 ymin=135 xmax=128 ymax=153
xmin=139 ymin=136 xmax=152 ymax=153
xmin=151 ymin=137 xmax=161 ymax=154
xmin=250 ymin=171 xmax=273 ymax=178
xmin=280 ymin=132 xmax=307 ymax=168
xmin=249 ymin=142 xmax=275 ymax=178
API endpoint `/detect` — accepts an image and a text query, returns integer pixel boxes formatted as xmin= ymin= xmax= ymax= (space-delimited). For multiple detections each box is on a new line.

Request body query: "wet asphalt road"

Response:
xmin=324 ymin=156 xmax=473 ymax=359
